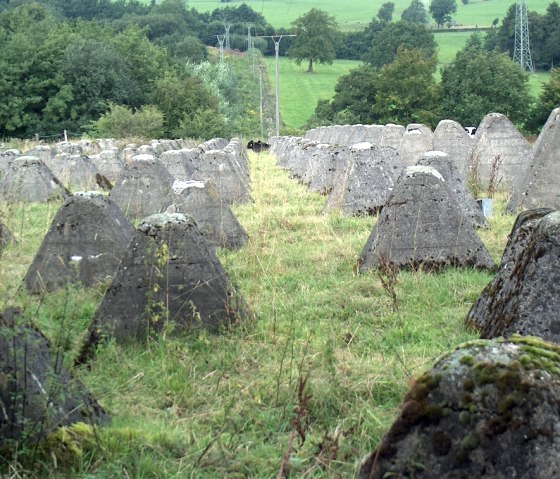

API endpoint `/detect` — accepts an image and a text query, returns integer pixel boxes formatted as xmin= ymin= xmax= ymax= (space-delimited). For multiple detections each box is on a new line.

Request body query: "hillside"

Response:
xmin=186 ymin=0 xmax=552 ymax=30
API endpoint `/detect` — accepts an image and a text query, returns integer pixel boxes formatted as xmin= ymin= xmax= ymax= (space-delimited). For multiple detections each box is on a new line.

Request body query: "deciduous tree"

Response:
xmin=429 ymin=0 xmax=457 ymax=28
xmin=373 ymin=47 xmax=441 ymax=127
xmin=440 ymin=34 xmax=531 ymax=127
xmin=401 ymin=0 xmax=428 ymax=24
xmin=288 ymin=8 xmax=339 ymax=73
xmin=364 ymin=20 xmax=437 ymax=68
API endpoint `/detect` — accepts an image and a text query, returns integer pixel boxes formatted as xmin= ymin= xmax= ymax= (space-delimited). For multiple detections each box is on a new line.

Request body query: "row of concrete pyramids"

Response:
xmin=0 ymin=138 xmax=251 ymax=251
xmin=272 ymin=109 xmax=560 ymax=214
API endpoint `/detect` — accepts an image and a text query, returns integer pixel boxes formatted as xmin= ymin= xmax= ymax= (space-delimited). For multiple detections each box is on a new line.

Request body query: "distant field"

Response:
xmin=185 ymin=0 xmax=552 ymax=29
xmin=262 ymin=57 xmax=361 ymax=129
xmin=264 ymin=54 xmax=550 ymax=130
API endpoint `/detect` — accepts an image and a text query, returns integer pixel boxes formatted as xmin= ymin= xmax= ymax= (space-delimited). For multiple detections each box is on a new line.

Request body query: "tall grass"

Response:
xmin=1 ymin=150 xmax=516 ymax=477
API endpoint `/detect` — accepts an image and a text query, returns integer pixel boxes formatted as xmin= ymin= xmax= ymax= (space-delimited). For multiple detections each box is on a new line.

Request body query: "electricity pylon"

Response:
xmin=513 ymin=0 xmax=534 ymax=72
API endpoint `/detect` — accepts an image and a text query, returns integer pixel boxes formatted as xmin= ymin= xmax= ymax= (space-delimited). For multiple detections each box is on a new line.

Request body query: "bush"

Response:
xmin=89 ymin=103 xmax=164 ymax=139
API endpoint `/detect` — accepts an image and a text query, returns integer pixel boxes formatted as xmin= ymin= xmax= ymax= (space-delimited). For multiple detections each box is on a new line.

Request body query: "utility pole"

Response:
xmin=513 ymin=0 xmax=534 ymax=72
xmin=258 ymin=64 xmax=265 ymax=139
xmin=254 ymin=35 xmax=296 ymax=137
xmin=216 ymin=35 xmax=225 ymax=63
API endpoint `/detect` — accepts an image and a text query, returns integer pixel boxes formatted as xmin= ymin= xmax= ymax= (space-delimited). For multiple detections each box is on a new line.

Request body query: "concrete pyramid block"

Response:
xmin=78 ymin=213 xmax=249 ymax=359
xmin=380 ymin=123 xmax=405 ymax=150
xmin=44 ymin=153 xmax=99 ymax=190
xmin=0 ymin=156 xmax=69 ymax=203
xmin=90 ymin=148 xmax=125 ymax=182
xmin=110 ymin=154 xmax=175 ymax=220
xmin=433 ymin=119 xmax=474 ymax=178
xmin=307 ymin=143 xmax=351 ymax=195
xmin=324 ymin=142 xmax=398 ymax=216
xmin=159 ymin=149 xmax=196 ymax=181
xmin=24 ymin=192 xmax=135 ymax=293
xmin=193 ymin=150 xmax=252 ymax=205
xmin=465 ymin=210 xmax=560 ymax=342
xmin=0 ymin=308 xmax=108 ymax=451
xmin=397 ymin=123 xmax=434 ymax=167
xmin=470 ymin=112 xmax=532 ymax=191
xmin=164 ymin=178 xmax=248 ymax=250
xmin=360 ymin=336 xmax=560 ymax=479
xmin=418 ymin=151 xmax=488 ymax=229
xmin=507 ymin=107 xmax=560 ymax=212
xmin=359 ymin=166 xmax=494 ymax=272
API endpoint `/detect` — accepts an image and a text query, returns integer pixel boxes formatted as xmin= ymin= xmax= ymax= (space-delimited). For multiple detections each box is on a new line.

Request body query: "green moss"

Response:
xmin=498 ymin=392 xmax=523 ymax=415
xmin=460 ymin=432 xmax=480 ymax=450
xmin=405 ymin=373 xmax=442 ymax=402
xmin=473 ymin=362 xmax=500 ymax=385
xmin=459 ymin=354 xmax=475 ymax=366
xmin=459 ymin=410 xmax=471 ymax=424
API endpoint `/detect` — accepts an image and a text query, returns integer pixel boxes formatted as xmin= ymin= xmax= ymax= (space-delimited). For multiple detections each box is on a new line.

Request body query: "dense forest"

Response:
xmin=0 ymin=0 xmax=559 ymax=139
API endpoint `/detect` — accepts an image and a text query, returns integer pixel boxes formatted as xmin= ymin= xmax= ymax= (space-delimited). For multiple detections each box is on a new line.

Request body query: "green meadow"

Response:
xmin=186 ymin=0 xmax=552 ymax=29
xmin=262 ymin=57 xmax=362 ymax=130
xmin=2 ymin=148 xmax=517 ymax=477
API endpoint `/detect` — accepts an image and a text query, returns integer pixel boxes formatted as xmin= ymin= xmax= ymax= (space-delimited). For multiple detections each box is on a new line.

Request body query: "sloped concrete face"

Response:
xmin=89 ymin=148 xmax=125 ymax=182
xmin=110 ymin=154 xmax=175 ymax=220
xmin=380 ymin=123 xmax=405 ymax=150
xmin=199 ymin=138 xmax=229 ymax=152
xmin=0 ymin=308 xmax=108 ymax=451
xmin=397 ymin=123 xmax=434 ymax=167
xmin=44 ymin=153 xmax=99 ymax=190
xmin=307 ymin=143 xmax=351 ymax=195
xmin=79 ymin=213 xmax=248 ymax=358
xmin=466 ymin=210 xmax=560 ymax=342
xmin=418 ymin=151 xmax=488 ymax=229
xmin=470 ymin=113 xmax=532 ymax=191
xmin=433 ymin=119 xmax=474 ymax=177
xmin=163 ymin=178 xmax=249 ymax=250
xmin=193 ymin=150 xmax=252 ymax=205
xmin=359 ymin=336 xmax=560 ymax=479
xmin=359 ymin=166 xmax=494 ymax=272
xmin=159 ymin=149 xmax=196 ymax=181
xmin=324 ymin=143 xmax=396 ymax=216
xmin=24 ymin=192 xmax=135 ymax=293
xmin=0 ymin=156 xmax=69 ymax=203
xmin=507 ymin=107 xmax=560 ymax=212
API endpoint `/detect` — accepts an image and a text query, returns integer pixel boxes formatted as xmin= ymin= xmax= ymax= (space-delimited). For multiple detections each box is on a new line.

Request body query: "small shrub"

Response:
xmin=89 ymin=103 xmax=164 ymax=139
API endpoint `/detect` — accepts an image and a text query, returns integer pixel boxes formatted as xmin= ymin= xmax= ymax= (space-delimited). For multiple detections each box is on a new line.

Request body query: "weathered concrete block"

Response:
xmin=359 ymin=166 xmax=494 ymax=272
xmin=360 ymin=336 xmax=560 ymax=479
xmin=24 ymin=192 xmax=135 ymax=293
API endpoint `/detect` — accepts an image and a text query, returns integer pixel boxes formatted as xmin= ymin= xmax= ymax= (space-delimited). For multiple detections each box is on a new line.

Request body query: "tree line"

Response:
xmin=1 ymin=0 xmax=559 ymax=139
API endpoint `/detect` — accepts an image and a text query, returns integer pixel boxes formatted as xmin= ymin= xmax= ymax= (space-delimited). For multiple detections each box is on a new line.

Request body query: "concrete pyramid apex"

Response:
xmin=78 ymin=211 xmax=249 ymax=360
xmin=507 ymin=107 xmax=560 ymax=212
xmin=397 ymin=123 xmax=434 ymax=167
xmin=466 ymin=209 xmax=560 ymax=342
xmin=110 ymin=155 xmax=175 ymax=219
xmin=359 ymin=165 xmax=494 ymax=272
xmin=433 ymin=120 xmax=474 ymax=177
xmin=0 ymin=155 xmax=69 ymax=203
xmin=164 ymin=177 xmax=248 ymax=250
xmin=418 ymin=151 xmax=489 ymax=229
xmin=24 ymin=192 xmax=135 ymax=293
xmin=470 ymin=112 xmax=532 ymax=190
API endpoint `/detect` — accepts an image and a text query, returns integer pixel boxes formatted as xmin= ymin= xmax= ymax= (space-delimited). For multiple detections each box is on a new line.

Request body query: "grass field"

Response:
xmin=2 ymin=149 xmax=516 ymax=477
xmin=262 ymin=57 xmax=361 ymax=130
xmin=185 ymin=0 xmax=552 ymax=30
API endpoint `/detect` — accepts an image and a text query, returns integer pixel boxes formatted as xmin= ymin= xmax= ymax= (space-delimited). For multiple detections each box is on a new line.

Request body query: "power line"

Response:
xmin=253 ymin=35 xmax=296 ymax=137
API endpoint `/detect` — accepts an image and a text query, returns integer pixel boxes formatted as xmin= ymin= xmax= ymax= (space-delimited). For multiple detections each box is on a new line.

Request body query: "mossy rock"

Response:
xmin=359 ymin=336 xmax=560 ymax=479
